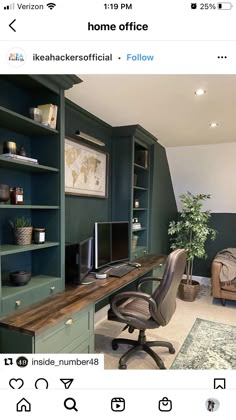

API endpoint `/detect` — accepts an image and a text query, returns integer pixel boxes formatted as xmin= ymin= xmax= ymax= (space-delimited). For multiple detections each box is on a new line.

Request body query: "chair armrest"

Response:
xmin=111 ymin=291 xmax=157 ymax=324
xmin=136 ymin=276 xmax=161 ymax=292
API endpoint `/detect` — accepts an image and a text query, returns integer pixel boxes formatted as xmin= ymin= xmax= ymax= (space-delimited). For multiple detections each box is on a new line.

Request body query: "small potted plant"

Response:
xmin=10 ymin=216 xmax=33 ymax=245
xmin=168 ymin=192 xmax=217 ymax=301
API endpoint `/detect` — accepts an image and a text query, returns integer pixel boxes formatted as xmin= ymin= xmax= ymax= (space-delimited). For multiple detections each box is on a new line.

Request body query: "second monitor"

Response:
xmin=94 ymin=221 xmax=130 ymax=270
xmin=65 ymin=237 xmax=93 ymax=284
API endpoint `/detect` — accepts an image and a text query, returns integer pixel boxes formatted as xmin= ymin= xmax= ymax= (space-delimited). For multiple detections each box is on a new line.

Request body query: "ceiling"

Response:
xmin=65 ymin=75 xmax=236 ymax=147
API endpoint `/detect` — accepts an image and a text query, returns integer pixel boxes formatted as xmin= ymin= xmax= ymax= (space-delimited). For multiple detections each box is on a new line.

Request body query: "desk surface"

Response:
xmin=0 ymin=254 xmax=165 ymax=336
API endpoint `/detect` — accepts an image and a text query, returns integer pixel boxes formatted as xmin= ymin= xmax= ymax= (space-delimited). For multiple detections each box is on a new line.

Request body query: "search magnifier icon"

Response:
xmin=64 ymin=397 xmax=78 ymax=412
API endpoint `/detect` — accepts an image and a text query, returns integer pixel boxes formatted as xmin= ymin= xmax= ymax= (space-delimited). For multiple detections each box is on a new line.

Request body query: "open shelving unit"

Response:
xmin=111 ymin=125 xmax=157 ymax=261
xmin=0 ymin=75 xmax=81 ymax=317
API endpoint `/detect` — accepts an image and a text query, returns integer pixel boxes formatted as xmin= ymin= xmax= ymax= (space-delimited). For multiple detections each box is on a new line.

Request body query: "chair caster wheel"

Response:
xmin=169 ymin=347 xmax=175 ymax=354
xmin=119 ymin=364 xmax=127 ymax=369
xmin=112 ymin=342 xmax=119 ymax=350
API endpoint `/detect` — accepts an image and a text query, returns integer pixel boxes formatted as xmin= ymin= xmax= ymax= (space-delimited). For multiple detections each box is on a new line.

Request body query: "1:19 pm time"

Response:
xmin=104 ymin=3 xmax=133 ymax=10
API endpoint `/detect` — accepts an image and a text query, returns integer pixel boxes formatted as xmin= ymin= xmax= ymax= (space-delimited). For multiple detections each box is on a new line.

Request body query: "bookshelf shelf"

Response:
xmin=0 ymin=242 xmax=60 ymax=256
xmin=0 ymin=156 xmax=58 ymax=173
xmin=0 ymin=106 xmax=59 ymax=136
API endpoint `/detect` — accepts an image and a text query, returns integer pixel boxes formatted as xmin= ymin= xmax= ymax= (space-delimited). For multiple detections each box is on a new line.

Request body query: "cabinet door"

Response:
xmin=35 ymin=306 xmax=94 ymax=353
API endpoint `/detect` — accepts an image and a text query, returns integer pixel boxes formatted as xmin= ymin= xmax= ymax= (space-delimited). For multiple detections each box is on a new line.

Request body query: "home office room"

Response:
xmin=0 ymin=74 xmax=235 ymax=370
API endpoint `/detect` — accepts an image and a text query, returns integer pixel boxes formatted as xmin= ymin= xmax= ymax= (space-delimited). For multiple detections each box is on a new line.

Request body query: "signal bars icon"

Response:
xmin=4 ymin=3 xmax=15 ymax=9
xmin=47 ymin=2 xmax=56 ymax=9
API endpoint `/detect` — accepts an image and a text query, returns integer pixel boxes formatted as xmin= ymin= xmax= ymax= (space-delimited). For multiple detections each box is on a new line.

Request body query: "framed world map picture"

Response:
xmin=65 ymin=137 xmax=108 ymax=198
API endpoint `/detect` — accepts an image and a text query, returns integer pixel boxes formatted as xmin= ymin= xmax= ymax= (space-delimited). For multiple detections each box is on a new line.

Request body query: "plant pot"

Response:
xmin=15 ymin=227 xmax=33 ymax=245
xmin=178 ymin=279 xmax=200 ymax=302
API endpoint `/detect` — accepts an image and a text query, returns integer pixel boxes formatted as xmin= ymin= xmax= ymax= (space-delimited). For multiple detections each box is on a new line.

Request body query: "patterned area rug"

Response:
xmin=171 ymin=318 xmax=236 ymax=369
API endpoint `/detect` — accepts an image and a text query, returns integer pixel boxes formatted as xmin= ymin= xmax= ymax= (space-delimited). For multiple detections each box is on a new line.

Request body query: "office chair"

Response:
xmin=108 ymin=249 xmax=186 ymax=369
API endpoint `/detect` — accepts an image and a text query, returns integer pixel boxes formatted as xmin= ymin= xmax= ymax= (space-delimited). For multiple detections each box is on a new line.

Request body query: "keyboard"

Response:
xmin=102 ymin=265 xmax=136 ymax=278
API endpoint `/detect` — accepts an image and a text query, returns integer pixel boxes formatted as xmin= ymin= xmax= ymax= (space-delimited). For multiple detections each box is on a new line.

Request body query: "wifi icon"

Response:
xmin=47 ymin=2 xmax=56 ymax=9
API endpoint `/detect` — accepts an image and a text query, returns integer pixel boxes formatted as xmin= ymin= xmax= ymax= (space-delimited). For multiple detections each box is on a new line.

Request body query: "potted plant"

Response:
xmin=168 ymin=192 xmax=217 ymax=301
xmin=10 ymin=216 xmax=33 ymax=245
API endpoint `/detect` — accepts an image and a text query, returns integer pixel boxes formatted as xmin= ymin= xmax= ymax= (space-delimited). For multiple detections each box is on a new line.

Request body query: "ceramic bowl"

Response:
xmin=10 ymin=271 xmax=32 ymax=286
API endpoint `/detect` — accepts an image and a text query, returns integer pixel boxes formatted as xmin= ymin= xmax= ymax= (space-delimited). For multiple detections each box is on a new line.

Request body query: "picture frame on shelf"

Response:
xmin=65 ymin=136 xmax=109 ymax=198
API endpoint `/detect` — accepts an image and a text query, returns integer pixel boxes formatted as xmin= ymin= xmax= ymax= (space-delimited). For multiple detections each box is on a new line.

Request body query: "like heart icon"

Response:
xmin=9 ymin=378 xmax=24 ymax=389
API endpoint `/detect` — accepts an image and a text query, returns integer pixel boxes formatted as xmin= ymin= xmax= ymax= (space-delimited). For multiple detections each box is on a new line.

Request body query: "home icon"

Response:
xmin=16 ymin=398 xmax=31 ymax=412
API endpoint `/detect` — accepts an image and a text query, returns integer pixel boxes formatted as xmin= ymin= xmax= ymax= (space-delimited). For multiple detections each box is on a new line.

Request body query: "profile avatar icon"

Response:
xmin=206 ymin=398 xmax=219 ymax=412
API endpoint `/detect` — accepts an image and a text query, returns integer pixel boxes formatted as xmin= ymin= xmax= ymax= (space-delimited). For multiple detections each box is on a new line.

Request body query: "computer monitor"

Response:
xmin=94 ymin=221 xmax=129 ymax=269
xmin=65 ymin=237 xmax=93 ymax=284
xmin=79 ymin=237 xmax=93 ymax=281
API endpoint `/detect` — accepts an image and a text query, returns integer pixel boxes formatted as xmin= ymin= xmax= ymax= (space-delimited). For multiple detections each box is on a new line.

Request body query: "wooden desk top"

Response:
xmin=0 ymin=254 xmax=165 ymax=336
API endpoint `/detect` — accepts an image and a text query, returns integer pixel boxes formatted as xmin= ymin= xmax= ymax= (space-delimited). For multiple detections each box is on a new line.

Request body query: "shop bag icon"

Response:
xmin=158 ymin=397 xmax=172 ymax=412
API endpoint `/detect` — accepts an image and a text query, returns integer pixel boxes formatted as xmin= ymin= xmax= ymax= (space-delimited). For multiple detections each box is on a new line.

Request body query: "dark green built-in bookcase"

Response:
xmin=111 ymin=125 xmax=157 ymax=260
xmin=0 ymin=75 xmax=80 ymax=317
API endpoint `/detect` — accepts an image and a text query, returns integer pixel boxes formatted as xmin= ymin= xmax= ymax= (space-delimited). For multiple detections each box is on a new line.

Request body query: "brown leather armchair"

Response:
xmin=211 ymin=261 xmax=236 ymax=306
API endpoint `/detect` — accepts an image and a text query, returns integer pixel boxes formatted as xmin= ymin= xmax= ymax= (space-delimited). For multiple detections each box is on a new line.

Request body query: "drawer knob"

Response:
xmin=15 ymin=300 xmax=21 ymax=306
xmin=50 ymin=286 xmax=55 ymax=291
xmin=159 ymin=264 xmax=163 ymax=267
xmin=65 ymin=318 xmax=73 ymax=326
xmin=143 ymin=250 xmax=147 ymax=254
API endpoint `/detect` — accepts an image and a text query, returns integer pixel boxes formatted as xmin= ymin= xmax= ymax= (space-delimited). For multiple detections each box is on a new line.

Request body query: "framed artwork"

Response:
xmin=65 ymin=137 xmax=108 ymax=198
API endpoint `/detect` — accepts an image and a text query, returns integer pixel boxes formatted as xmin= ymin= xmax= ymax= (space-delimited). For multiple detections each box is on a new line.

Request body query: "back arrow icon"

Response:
xmin=9 ymin=19 xmax=16 ymax=32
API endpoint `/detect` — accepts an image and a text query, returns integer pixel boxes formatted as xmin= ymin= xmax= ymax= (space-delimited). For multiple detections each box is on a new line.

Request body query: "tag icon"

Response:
xmin=158 ymin=397 xmax=172 ymax=412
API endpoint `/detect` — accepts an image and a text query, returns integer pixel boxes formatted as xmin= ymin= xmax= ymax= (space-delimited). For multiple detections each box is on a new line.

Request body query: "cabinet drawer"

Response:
xmin=70 ymin=337 xmax=94 ymax=354
xmin=132 ymin=248 xmax=148 ymax=260
xmin=61 ymin=334 xmax=95 ymax=354
xmin=2 ymin=277 xmax=62 ymax=316
xmin=35 ymin=306 xmax=94 ymax=353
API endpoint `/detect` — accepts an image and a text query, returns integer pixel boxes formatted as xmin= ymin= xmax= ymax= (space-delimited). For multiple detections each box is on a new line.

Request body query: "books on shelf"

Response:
xmin=38 ymin=103 xmax=58 ymax=129
xmin=0 ymin=153 xmax=38 ymax=164
xmin=132 ymin=222 xmax=142 ymax=231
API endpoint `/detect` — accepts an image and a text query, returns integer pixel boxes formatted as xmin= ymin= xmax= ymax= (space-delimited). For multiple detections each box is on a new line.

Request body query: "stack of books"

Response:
xmin=1 ymin=153 xmax=38 ymax=164
xmin=38 ymin=104 xmax=58 ymax=129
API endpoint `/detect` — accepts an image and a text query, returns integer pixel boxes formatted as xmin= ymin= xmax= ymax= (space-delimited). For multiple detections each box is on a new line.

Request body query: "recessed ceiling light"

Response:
xmin=210 ymin=122 xmax=218 ymax=128
xmin=194 ymin=89 xmax=207 ymax=96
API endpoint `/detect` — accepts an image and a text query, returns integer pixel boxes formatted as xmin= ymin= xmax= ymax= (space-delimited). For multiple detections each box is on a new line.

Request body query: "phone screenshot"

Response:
xmin=0 ymin=0 xmax=235 ymax=418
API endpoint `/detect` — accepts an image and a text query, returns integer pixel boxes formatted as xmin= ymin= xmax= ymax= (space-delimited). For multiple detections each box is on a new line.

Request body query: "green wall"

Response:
xmin=150 ymin=142 xmax=177 ymax=255
xmin=65 ymin=100 xmax=177 ymax=258
xmin=193 ymin=213 xmax=236 ymax=277
xmin=65 ymin=99 xmax=112 ymax=243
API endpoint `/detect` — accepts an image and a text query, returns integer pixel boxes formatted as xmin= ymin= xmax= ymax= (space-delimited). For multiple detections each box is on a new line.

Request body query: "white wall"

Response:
xmin=166 ymin=142 xmax=236 ymax=213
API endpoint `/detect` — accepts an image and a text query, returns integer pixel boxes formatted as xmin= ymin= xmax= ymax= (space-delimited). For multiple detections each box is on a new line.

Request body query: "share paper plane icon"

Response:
xmin=60 ymin=379 xmax=74 ymax=389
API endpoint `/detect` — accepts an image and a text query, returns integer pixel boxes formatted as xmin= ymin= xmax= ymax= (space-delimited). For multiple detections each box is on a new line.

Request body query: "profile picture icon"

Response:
xmin=205 ymin=398 xmax=220 ymax=412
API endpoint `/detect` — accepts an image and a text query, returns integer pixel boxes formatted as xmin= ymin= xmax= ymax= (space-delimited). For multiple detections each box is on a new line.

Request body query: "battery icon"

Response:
xmin=217 ymin=2 xmax=233 ymax=9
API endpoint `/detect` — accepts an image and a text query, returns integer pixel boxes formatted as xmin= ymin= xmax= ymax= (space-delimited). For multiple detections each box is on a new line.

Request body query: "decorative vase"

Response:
xmin=15 ymin=227 xmax=33 ymax=245
xmin=178 ymin=279 xmax=200 ymax=302
xmin=0 ymin=184 xmax=10 ymax=204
